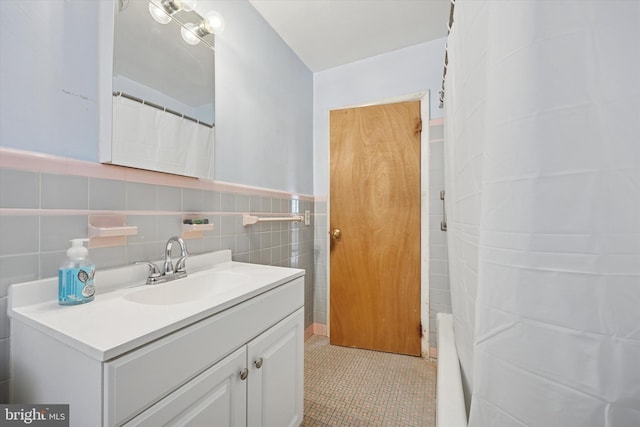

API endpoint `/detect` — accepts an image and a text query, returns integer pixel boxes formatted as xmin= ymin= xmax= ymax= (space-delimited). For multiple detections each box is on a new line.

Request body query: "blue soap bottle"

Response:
xmin=58 ymin=239 xmax=96 ymax=305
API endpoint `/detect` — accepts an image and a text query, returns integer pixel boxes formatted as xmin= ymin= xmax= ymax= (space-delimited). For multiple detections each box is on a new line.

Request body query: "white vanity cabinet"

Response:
xmin=124 ymin=346 xmax=248 ymax=426
xmin=124 ymin=308 xmax=304 ymax=427
xmin=9 ymin=260 xmax=304 ymax=427
xmin=246 ymin=309 xmax=304 ymax=427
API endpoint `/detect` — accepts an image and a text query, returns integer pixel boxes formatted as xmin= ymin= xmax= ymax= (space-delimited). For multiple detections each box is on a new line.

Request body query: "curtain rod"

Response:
xmin=439 ymin=0 xmax=456 ymax=108
xmin=112 ymin=91 xmax=214 ymax=128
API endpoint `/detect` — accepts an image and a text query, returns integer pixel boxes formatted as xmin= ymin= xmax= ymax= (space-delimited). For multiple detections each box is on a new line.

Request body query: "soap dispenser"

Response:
xmin=58 ymin=239 xmax=95 ymax=305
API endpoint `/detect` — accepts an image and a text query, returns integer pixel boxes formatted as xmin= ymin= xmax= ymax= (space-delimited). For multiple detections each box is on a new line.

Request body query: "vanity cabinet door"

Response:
xmin=247 ymin=308 xmax=304 ymax=427
xmin=124 ymin=347 xmax=247 ymax=427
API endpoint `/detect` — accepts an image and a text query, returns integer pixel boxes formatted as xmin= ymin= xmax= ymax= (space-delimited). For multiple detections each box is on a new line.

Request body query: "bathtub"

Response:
xmin=436 ymin=313 xmax=467 ymax=427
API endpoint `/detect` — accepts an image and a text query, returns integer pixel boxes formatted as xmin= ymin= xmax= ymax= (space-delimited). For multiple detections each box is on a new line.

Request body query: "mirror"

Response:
xmin=100 ymin=0 xmax=216 ymax=179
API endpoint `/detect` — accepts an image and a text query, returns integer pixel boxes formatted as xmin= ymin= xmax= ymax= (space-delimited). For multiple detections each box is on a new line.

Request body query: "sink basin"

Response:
xmin=124 ymin=271 xmax=252 ymax=305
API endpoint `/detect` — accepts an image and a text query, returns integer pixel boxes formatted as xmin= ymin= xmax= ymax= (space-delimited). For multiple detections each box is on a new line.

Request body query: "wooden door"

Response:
xmin=329 ymin=101 xmax=421 ymax=356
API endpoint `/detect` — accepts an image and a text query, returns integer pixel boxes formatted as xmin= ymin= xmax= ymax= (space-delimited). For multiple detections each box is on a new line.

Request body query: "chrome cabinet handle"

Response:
xmin=254 ymin=358 xmax=264 ymax=369
xmin=240 ymin=368 xmax=249 ymax=381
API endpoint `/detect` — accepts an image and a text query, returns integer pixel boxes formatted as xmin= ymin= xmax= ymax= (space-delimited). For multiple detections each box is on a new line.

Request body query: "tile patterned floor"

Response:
xmin=302 ymin=335 xmax=437 ymax=427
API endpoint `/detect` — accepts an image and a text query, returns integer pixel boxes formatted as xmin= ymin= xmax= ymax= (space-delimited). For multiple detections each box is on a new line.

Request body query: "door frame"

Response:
xmin=327 ymin=90 xmax=431 ymax=357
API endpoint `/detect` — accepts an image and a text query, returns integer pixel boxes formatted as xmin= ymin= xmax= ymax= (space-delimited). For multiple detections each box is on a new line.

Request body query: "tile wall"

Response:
xmin=428 ymin=120 xmax=452 ymax=352
xmin=312 ymin=199 xmax=328 ymax=327
xmin=0 ymin=158 xmax=314 ymax=403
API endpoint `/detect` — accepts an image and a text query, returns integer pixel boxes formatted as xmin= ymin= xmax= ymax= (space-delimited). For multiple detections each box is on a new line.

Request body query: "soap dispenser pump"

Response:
xmin=58 ymin=238 xmax=95 ymax=305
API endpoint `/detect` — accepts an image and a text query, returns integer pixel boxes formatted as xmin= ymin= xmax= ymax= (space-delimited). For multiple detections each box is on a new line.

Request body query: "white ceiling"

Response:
xmin=249 ymin=0 xmax=451 ymax=72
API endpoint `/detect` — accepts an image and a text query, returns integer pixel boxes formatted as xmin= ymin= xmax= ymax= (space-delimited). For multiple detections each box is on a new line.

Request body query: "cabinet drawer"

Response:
xmin=104 ymin=277 xmax=303 ymax=426
xmin=124 ymin=347 xmax=247 ymax=427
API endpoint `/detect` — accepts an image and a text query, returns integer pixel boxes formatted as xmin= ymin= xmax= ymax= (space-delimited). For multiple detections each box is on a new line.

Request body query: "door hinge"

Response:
xmin=419 ymin=322 xmax=423 ymax=338
xmin=416 ymin=119 xmax=423 ymax=134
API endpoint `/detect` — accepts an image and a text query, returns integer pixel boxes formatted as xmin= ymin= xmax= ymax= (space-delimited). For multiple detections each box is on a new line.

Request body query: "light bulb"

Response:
xmin=148 ymin=1 xmax=171 ymax=24
xmin=180 ymin=23 xmax=201 ymax=45
xmin=203 ymin=10 xmax=225 ymax=34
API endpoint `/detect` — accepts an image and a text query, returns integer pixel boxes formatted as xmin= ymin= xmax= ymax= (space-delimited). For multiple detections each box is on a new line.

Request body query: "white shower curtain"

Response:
xmin=112 ymin=95 xmax=214 ymax=179
xmin=443 ymin=1 xmax=640 ymax=426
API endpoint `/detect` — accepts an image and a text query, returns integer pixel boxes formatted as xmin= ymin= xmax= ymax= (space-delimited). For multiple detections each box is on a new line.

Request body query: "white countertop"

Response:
xmin=8 ymin=250 xmax=304 ymax=361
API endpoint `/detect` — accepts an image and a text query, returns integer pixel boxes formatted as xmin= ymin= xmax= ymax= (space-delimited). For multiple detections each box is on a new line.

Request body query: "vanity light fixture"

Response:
xmin=148 ymin=0 xmax=196 ymax=25
xmin=180 ymin=10 xmax=225 ymax=46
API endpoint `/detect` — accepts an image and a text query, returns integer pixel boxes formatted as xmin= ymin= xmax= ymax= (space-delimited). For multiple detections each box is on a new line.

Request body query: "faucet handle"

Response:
xmin=134 ymin=261 xmax=162 ymax=278
xmin=175 ymin=254 xmax=190 ymax=273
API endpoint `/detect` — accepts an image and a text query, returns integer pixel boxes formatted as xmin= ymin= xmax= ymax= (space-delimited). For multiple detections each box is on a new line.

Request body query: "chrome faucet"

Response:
xmin=164 ymin=236 xmax=189 ymax=276
xmin=135 ymin=236 xmax=189 ymax=285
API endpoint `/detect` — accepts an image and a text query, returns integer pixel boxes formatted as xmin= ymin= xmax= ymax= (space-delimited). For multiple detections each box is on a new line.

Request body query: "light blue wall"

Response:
xmin=0 ymin=0 xmax=314 ymax=195
xmin=208 ymin=0 xmax=314 ymax=195
xmin=0 ymin=1 xmax=100 ymax=161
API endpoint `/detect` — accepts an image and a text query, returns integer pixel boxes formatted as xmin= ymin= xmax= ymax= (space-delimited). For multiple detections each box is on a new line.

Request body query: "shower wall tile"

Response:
xmin=429 ymin=214 xmax=443 ymax=230
xmin=313 ymin=201 xmax=328 ymax=326
xmin=40 ymin=215 xmax=88 ymax=251
xmin=210 ymin=215 xmax=222 ymax=236
xmin=236 ymin=234 xmax=250 ymax=253
xmin=429 ymin=273 xmax=450 ymax=290
xmin=0 ymin=165 xmax=316 ymax=404
xmin=157 ymin=185 xmax=182 ymax=211
xmin=126 ymin=241 xmax=160 ymax=265
xmin=126 ymin=182 xmax=156 ymax=211
xmin=89 ymin=245 xmax=127 ymax=270
xmin=41 ymin=174 xmax=88 ymax=209
xmin=221 ymin=234 xmax=236 ymax=253
xmin=40 ymin=251 xmax=65 ymax=279
xmin=219 ymin=215 xmax=236 ymax=235
xmin=0 ymin=255 xmax=38 ymax=296
xmin=428 ymin=171 xmax=445 ymax=188
xmin=428 ymin=123 xmax=451 ymax=352
xmin=89 ymin=178 xmax=126 ymax=210
xmin=430 ymin=259 xmax=448 ymax=276
xmin=236 ymin=194 xmax=250 ymax=212
xmin=429 ymin=142 xmax=444 ymax=170
xmin=220 ymin=192 xmax=236 ymax=212
xmin=126 ymin=215 xmax=157 ymax=243
xmin=204 ymin=190 xmax=220 ymax=212
xmin=430 ymin=124 xmax=444 ymax=140
xmin=0 ymin=169 xmax=39 ymax=208
xmin=0 ymin=216 xmax=39 ymax=256
xmin=430 ymin=245 xmax=449 ymax=262
xmin=182 ymin=188 xmax=204 ymax=212
xmin=261 ymin=232 xmax=272 ymax=249
xmin=250 ymin=195 xmax=261 ymax=212
xmin=156 ymin=215 xmax=182 ymax=239
xmin=261 ymin=196 xmax=272 ymax=213
xmin=201 ymin=235 xmax=221 ymax=253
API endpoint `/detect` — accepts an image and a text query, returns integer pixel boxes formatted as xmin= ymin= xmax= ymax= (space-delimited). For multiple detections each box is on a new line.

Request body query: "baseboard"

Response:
xmin=430 ymin=346 xmax=438 ymax=359
xmin=304 ymin=323 xmax=328 ymax=341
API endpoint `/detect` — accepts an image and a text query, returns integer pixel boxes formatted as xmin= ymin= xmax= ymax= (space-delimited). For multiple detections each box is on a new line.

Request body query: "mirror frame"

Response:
xmin=98 ymin=0 xmax=115 ymax=166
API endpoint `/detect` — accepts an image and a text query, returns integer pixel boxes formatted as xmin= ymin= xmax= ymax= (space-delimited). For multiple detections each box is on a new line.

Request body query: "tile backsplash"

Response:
xmin=0 ymin=160 xmax=315 ymax=403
